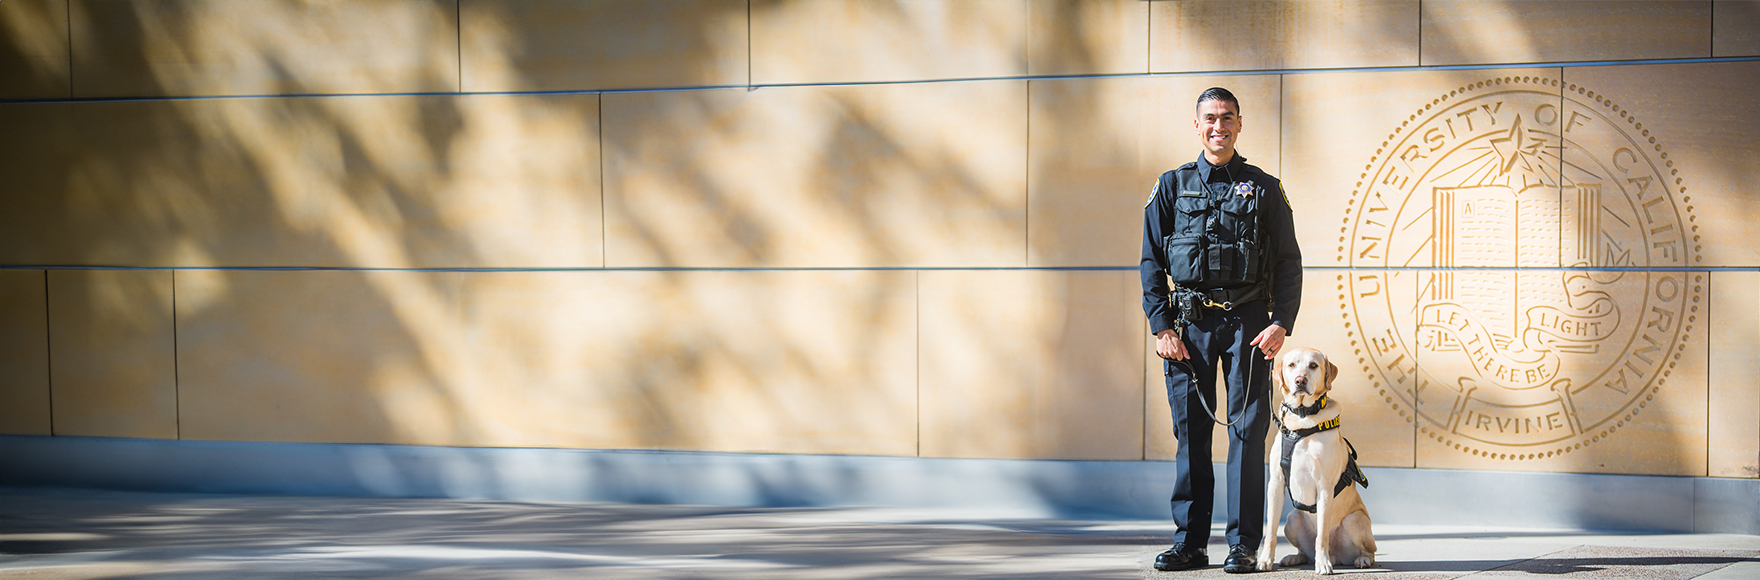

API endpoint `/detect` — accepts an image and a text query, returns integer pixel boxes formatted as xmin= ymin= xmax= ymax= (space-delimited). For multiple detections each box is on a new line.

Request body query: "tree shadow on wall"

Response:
xmin=0 ymin=0 xmax=939 ymax=500
xmin=3 ymin=0 xmax=1692 ymax=530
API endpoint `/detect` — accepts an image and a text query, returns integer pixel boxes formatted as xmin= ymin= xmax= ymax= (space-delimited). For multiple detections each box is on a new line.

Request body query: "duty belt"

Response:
xmin=1169 ymin=284 xmax=1267 ymax=334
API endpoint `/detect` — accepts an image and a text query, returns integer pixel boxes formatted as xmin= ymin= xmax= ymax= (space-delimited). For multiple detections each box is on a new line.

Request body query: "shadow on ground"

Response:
xmin=4 ymin=488 xmax=1759 ymax=580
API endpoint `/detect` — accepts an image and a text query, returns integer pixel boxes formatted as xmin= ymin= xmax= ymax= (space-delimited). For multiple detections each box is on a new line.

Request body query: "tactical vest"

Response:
xmin=1162 ymin=168 xmax=1265 ymax=288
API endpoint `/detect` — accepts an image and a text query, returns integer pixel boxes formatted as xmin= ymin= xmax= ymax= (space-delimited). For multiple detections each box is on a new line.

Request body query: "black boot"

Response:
xmin=1222 ymin=544 xmax=1257 ymax=574
xmin=1153 ymin=542 xmax=1208 ymax=571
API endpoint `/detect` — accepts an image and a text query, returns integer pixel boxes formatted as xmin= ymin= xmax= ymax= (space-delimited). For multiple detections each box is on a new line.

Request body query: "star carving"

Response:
xmin=1488 ymin=115 xmax=1553 ymax=187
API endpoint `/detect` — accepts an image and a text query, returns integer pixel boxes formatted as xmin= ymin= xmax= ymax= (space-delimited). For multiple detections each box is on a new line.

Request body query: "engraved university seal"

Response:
xmin=1339 ymin=76 xmax=1701 ymax=461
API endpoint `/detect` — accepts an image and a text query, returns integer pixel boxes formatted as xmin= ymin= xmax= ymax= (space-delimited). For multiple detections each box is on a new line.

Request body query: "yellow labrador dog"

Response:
xmin=1258 ymin=347 xmax=1376 ymax=574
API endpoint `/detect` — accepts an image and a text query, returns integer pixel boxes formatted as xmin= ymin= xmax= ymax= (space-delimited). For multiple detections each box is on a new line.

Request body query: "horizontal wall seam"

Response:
xmin=4 ymin=265 xmax=1758 ymax=273
xmin=5 ymin=56 xmax=1758 ymax=105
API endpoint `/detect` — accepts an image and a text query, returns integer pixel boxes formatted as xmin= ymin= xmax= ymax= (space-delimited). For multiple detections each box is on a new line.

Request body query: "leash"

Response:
xmin=1164 ymin=318 xmax=1268 ymax=439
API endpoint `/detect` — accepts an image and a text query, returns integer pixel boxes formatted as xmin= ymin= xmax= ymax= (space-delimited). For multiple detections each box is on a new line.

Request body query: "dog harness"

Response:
xmin=1275 ymin=395 xmax=1369 ymax=513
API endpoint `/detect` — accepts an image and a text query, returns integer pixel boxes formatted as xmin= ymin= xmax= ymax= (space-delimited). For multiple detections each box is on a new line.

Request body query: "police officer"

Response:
xmin=1142 ymin=87 xmax=1302 ymax=573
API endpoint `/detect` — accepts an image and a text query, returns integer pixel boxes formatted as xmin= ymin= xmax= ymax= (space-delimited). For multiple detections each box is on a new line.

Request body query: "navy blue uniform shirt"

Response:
xmin=1140 ymin=152 xmax=1302 ymax=337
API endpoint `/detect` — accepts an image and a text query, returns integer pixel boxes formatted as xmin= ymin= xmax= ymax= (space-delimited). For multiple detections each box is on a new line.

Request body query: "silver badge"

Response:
xmin=1235 ymin=182 xmax=1254 ymax=198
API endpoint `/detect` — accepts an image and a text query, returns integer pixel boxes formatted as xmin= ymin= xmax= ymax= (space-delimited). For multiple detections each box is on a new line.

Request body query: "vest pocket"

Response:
xmin=1174 ymin=197 xmax=1210 ymax=235
xmin=1163 ymin=233 xmax=1205 ymax=284
xmin=1205 ymin=241 xmax=1261 ymax=284
xmin=1218 ymin=195 xmax=1257 ymax=232
xmin=1235 ymin=240 xmax=1261 ymax=283
xmin=1216 ymin=195 xmax=1260 ymax=283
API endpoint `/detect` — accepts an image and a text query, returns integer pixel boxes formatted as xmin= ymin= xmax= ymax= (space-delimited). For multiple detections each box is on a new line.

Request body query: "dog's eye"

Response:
xmin=1308 ymin=362 xmax=1318 ymax=369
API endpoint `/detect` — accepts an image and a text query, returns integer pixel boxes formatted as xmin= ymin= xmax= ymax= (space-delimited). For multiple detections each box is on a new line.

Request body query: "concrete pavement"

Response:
xmin=2 ymin=487 xmax=1756 ymax=579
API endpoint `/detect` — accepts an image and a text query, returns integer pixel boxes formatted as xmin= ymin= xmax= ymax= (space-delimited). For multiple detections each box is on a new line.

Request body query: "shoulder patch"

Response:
xmin=1146 ymin=182 xmax=1157 ymax=207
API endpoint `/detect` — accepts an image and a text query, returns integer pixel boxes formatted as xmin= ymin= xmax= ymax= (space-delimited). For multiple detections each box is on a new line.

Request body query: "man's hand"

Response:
xmin=1156 ymin=329 xmax=1189 ymax=360
xmin=1250 ymin=324 xmax=1288 ymax=360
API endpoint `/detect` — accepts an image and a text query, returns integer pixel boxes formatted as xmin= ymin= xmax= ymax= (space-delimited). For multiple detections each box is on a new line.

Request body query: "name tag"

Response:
xmin=1178 ymin=190 xmax=1204 ymax=197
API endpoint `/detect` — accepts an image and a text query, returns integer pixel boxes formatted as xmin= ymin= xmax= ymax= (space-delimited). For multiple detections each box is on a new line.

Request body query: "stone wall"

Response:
xmin=1 ymin=0 xmax=1755 ymax=478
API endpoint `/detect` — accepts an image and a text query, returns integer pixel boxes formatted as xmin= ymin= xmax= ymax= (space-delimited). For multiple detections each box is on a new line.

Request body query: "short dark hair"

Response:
xmin=1197 ymin=87 xmax=1240 ymax=115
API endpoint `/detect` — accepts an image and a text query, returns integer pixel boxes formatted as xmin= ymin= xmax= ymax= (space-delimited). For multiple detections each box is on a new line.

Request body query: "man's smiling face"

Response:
xmin=1194 ymin=98 xmax=1242 ymax=163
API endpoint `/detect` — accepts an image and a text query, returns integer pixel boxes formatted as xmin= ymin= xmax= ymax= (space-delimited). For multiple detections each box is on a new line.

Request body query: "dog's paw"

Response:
xmin=1354 ymin=555 xmax=1376 ymax=569
xmin=1280 ymin=553 xmax=1310 ymax=567
xmin=1315 ymin=560 xmax=1336 ymax=575
xmin=1256 ymin=559 xmax=1276 ymax=572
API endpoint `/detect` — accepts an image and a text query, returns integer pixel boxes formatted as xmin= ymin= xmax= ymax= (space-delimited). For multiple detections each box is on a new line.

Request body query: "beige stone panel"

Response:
xmin=1027 ymin=0 xmax=1147 ymax=76
xmin=1709 ymin=271 xmax=1759 ymax=478
xmin=1421 ymin=1 xmax=1711 ymax=66
xmin=1150 ymin=1 xmax=1418 ymax=73
xmin=0 ymin=102 xmax=77 ymax=265
xmin=47 ymin=269 xmax=177 ymax=439
xmin=460 ymin=0 xmax=747 ymax=92
xmin=921 ymin=270 xmax=1143 ymax=460
xmin=1144 ymin=326 xmax=1174 ymax=460
xmin=1715 ymin=0 xmax=1760 ymax=56
xmin=446 ymin=94 xmax=604 ymax=268
xmin=1563 ymin=62 xmax=1760 ymax=268
xmin=301 ymin=94 xmax=602 ymax=268
xmin=0 ymin=0 xmax=71 ymax=100
xmin=62 ymin=97 xmax=385 ymax=267
xmin=177 ymin=269 xmax=918 ymax=453
xmin=1027 ymin=75 xmax=1280 ymax=268
xmin=458 ymin=270 xmax=918 ymax=455
xmin=1282 ymin=69 xmax=1566 ymax=270
xmin=1314 ymin=268 xmax=1418 ymax=468
xmin=603 ymin=83 xmax=1027 ymax=268
xmin=0 ymin=270 xmax=51 ymax=435
xmin=750 ymin=0 xmax=1027 ymax=85
xmin=176 ymin=270 xmax=466 ymax=446
xmin=1351 ymin=267 xmax=1436 ymax=467
xmin=60 ymin=98 xmax=301 ymax=267
xmin=70 ymin=0 xmax=459 ymax=98
xmin=1414 ymin=270 xmax=1709 ymax=476
xmin=57 ymin=94 xmax=602 ymax=269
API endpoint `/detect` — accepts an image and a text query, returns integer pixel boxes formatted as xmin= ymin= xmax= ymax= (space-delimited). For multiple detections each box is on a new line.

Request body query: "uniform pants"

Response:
xmin=1163 ymin=300 xmax=1271 ymax=551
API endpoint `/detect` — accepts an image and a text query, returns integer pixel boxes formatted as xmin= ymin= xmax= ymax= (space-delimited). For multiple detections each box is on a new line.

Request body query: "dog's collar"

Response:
xmin=1280 ymin=416 xmax=1339 ymax=439
xmin=1283 ymin=394 xmax=1328 ymax=418
xmin=1273 ymin=395 xmax=1337 ymax=439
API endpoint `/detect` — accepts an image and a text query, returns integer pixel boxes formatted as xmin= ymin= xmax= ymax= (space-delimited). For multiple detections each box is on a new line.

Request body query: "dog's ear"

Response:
xmin=1325 ymin=357 xmax=1339 ymax=389
xmin=1271 ymin=350 xmax=1286 ymax=393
